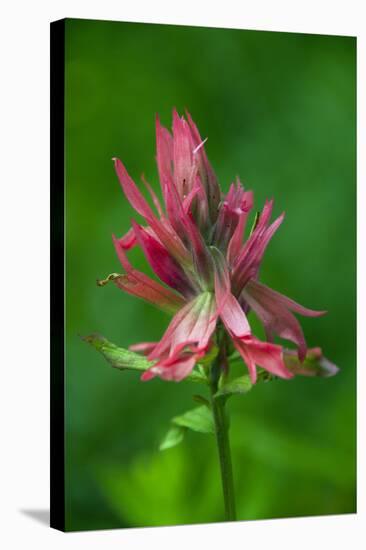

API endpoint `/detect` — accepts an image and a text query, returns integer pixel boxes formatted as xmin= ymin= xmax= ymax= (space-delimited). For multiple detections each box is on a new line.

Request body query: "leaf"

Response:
xmin=284 ymin=348 xmax=340 ymax=378
xmin=159 ymin=425 xmax=186 ymax=451
xmin=185 ymin=369 xmax=208 ymax=384
xmin=160 ymin=405 xmax=214 ymax=451
xmin=172 ymin=405 xmax=214 ymax=434
xmin=215 ymin=375 xmax=253 ymax=399
xmin=83 ymin=333 xmax=151 ymax=372
xmin=83 ymin=333 xmax=208 ymax=383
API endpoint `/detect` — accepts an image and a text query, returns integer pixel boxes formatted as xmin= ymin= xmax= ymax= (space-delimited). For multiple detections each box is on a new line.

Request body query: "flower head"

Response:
xmin=107 ymin=109 xmax=327 ymax=383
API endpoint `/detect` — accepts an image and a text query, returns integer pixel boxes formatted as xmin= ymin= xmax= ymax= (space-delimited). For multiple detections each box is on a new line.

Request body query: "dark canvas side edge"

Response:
xmin=50 ymin=18 xmax=66 ymax=532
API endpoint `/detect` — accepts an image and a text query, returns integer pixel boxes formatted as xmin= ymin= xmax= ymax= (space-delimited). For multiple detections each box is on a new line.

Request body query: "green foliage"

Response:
xmin=172 ymin=405 xmax=214 ymax=434
xmin=94 ymin=447 xmax=222 ymax=527
xmin=215 ymin=375 xmax=253 ymax=398
xmin=159 ymin=426 xmax=186 ymax=451
xmin=83 ymin=333 xmax=152 ymax=372
xmin=160 ymin=405 xmax=214 ymax=451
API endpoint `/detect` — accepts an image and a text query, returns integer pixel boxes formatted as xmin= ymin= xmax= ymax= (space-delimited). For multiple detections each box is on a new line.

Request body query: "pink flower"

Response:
xmin=109 ymin=109 xmax=327 ymax=383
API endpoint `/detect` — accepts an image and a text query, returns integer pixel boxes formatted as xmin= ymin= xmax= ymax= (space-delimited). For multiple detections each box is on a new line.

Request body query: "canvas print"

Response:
xmin=51 ymin=18 xmax=356 ymax=531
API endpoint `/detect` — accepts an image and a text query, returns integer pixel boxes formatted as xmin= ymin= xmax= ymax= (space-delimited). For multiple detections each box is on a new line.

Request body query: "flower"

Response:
xmin=108 ymin=109 xmax=327 ymax=383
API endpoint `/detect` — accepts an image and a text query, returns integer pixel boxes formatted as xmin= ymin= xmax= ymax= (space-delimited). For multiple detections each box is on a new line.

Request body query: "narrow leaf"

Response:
xmin=172 ymin=405 xmax=214 ymax=434
xmin=83 ymin=333 xmax=151 ymax=372
xmin=159 ymin=425 xmax=185 ymax=451
xmin=83 ymin=333 xmax=208 ymax=383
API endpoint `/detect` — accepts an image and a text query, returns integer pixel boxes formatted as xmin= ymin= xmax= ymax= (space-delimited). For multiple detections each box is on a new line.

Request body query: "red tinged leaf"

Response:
xmin=129 ymin=342 xmax=157 ymax=355
xmin=213 ymin=182 xmax=253 ymax=251
xmin=147 ymin=292 xmax=216 ymax=363
xmin=113 ymin=158 xmax=155 ymax=220
xmin=114 ymin=158 xmax=191 ymax=266
xmin=231 ymin=201 xmax=284 ymax=293
xmin=211 ymin=246 xmax=251 ymax=336
xmin=141 ymin=174 xmax=164 ymax=217
xmin=141 ymin=354 xmax=197 ymax=382
xmin=131 ymin=220 xmax=197 ymax=297
xmin=284 ymin=347 xmax=339 ymax=377
xmin=155 ymin=115 xmax=174 ymax=198
xmin=118 ymin=227 xmax=137 ymax=250
xmin=172 ymin=108 xmax=195 ymax=199
xmin=242 ymin=279 xmax=326 ymax=361
xmin=246 ymin=280 xmax=327 ymax=318
xmin=227 ymin=189 xmax=254 ymax=266
xmin=99 ymin=110 xmax=334 ymax=384
xmin=185 ymin=110 xmax=221 ymax=222
xmin=112 ymin=235 xmax=185 ymax=314
xmin=234 ymin=335 xmax=293 ymax=384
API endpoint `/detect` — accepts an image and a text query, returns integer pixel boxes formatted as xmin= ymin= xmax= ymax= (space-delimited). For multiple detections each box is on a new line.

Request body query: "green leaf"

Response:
xmin=83 ymin=333 xmax=151 ymax=372
xmin=227 ymin=350 xmax=241 ymax=362
xmin=83 ymin=334 xmax=208 ymax=383
xmin=160 ymin=405 xmax=214 ymax=451
xmin=215 ymin=375 xmax=253 ymax=399
xmin=185 ymin=369 xmax=208 ymax=384
xmin=159 ymin=425 xmax=186 ymax=451
xmin=172 ymin=405 xmax=214 ymax=434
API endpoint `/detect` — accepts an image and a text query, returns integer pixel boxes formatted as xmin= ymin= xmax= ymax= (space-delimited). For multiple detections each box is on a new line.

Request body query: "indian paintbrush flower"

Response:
xmin=91 ymin=109 xmax=339 ymax=524
xmin=102 ymin=109 xmax=331 ymax=384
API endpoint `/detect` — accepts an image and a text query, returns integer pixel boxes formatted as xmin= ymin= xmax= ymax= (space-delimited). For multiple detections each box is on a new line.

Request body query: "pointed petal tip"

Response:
xmin=316 ymin=310 xmax=328 ymax=317
xmin=282 ymin=367 xmax=295 ymax=379
xmin=130 ymin=218 xmax=140 ymax=231
xmin=249 ymin=370 xmax=257 ymax=384
xmin=298 ymin=307 xmax=328 ymax=318
xmin=324 ymin=362 xmax=340 ymax=377
xmin=140 ymin=369 xmax=156 ymax=382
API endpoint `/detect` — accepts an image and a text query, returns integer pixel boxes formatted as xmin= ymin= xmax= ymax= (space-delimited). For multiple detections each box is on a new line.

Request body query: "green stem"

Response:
xmin=209 ymin=364 xmax=236 ymax=521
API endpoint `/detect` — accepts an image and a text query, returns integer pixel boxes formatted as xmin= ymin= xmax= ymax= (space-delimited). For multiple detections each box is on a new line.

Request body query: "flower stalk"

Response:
xmin=209 ymin=361 xmax=236 ymax=521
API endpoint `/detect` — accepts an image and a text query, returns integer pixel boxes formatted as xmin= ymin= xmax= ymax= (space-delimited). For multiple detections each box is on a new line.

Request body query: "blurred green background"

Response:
xmin=64 ymin=18 xmax=356 ymax=531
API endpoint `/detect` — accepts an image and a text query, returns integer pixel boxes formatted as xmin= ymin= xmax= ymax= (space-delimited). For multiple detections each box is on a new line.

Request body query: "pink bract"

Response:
xmin=110 ymin=109 xmax=326 ymax=383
